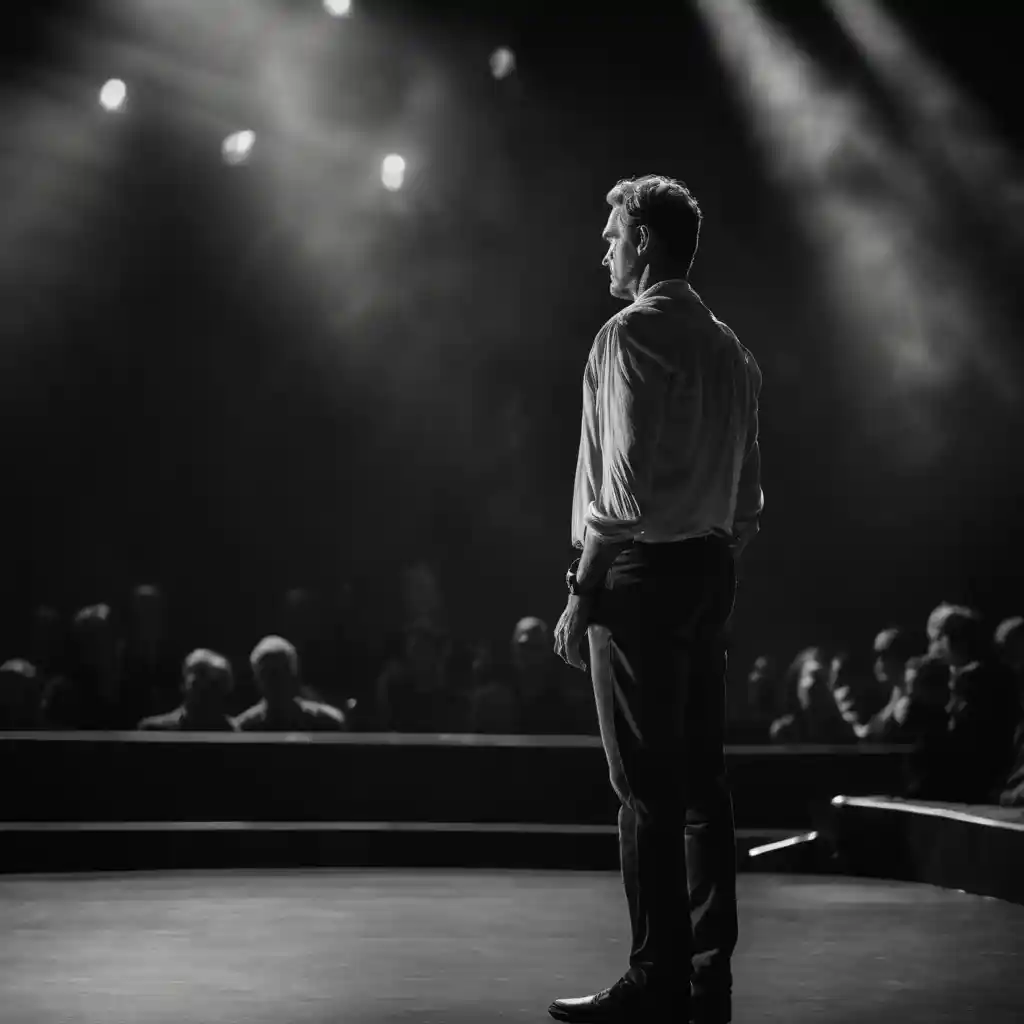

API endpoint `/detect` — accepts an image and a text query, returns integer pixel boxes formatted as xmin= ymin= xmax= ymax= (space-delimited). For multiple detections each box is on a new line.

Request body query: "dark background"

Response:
xmin=1 ymin=0 xmax=1021 ymax=678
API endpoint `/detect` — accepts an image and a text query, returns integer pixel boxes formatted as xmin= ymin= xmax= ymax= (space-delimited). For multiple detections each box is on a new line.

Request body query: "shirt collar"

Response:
xmin=636 ymin=277 xmax=692 ymax=302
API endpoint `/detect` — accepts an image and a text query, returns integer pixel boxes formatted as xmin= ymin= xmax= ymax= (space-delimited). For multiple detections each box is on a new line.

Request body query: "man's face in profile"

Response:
xmin=602 ymin=207 xmax=641 ymax=302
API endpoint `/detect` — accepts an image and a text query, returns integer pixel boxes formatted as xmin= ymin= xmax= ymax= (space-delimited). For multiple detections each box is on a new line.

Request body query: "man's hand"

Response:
xmin=553 ymin=593 xmax=594 ymax=672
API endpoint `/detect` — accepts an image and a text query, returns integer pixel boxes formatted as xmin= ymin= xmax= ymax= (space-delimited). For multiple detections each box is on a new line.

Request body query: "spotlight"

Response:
xmin=323 ymin=0 xmax=352 ymax=16
xmin=381 ymin=153 xmax=406 ymax=191
xmin=98 ymin=79 xmax=128 ymax=113
xmin=489 ymin=47 xmax=516 ymax=80
xmin=222 ymin=129 xmax=256 ymax=165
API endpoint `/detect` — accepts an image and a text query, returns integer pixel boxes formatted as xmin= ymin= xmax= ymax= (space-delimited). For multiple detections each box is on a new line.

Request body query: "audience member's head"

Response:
xmin=71 ymin=604 xmax=119 ymax=694
xmin=468 ymin=640 xmax=495 ymax=687
xmin=994 ymin=616 xmax=1024 ymax=676
xmin=904 ymin=653 xmax=951 ymax=709
xmin=873 ymin=627 xmax=920 ymax=689
xmin=401 ymin=561 xmax=447 ymax=634
xmin=250 ymin=635 xmax=301 ymax=705
xmin=791 ymin=647 xmax=833 ymax=716
xmin=129 ymin=585 xmax=166 ymax=649
xmin=282 ymin=587 xmax=316 ymax=647
xmin=402 ymin=618 xmax=451 ymax=686
xmin=747 ymin=655 xmax=779 ymax=716
xmin=182 ymin=648 xmax=234 ymax=709
xmin=511 ymin=616 xmax=551 ymax=675
xmin=926 ymin=602 xmax=988 ymax=668
xmin=0 ymin=659 xmax=43 ymax=728
xmin=29 ymin=605 xmax=66 ymax=675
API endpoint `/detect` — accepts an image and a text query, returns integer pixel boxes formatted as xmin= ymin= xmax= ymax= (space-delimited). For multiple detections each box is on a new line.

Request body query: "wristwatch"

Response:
xmin=565 ymin=557 xmax=595 ymax=597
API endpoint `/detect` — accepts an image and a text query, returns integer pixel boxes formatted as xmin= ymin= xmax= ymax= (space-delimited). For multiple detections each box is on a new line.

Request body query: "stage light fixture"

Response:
xmin=98 ymin=79 xmax=128 ymax=112
xmin=222 ymin=130 xmax=257 ymax=165
xmin=381 ymin=153 xmax=406 ymax=191
xmin=489 ymin=47 xmax=516 ymax=80
xmin=323 ymin=0 xmax=353 ymax=17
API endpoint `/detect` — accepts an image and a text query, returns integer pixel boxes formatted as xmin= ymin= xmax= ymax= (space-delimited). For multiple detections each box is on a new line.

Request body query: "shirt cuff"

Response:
xmin=584 ymin=501 xmax=642 ymax=544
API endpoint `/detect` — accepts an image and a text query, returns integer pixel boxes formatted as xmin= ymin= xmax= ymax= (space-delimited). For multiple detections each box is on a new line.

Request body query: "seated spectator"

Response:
xmin=41 ymin=603 xmax=137 ymax=729
xmin=138 ymin=648 xmax=239 ymax=731
xmin=280 ymin=587 xmax=335 ymax=705
xmin=891 ymin=654 xmax=952 ymax=742
xmin=28 ymin=604 xmax=71 ymax=695
xmin=993 ymin=617 xmax=1024 ymax=805
xmin=859 ymin=626 xmax=922 ymax=740
xmin=233 ymin=635 xmax=348 ymax=732
xmin=374 ymin=618 xmax=467 ymax=732
xmin=466 ymin=617 xmax=597 ymax=735
xmin=829 ymin=648 xmax=888 ymax=738
xmin=900 ymin=654 xmax=959 ymax=797
xmin=769 ymin=646 xmax=856 ymax=744
xmin=120 ymin=584 xmax=180 ymax=720
xmin=915 ymin=602 xmax=1017 ymax=802
xmin=994 ymin=616 xmax=1024 ymax=699
xmin=727 ymin=655 xmax=780 ymax=742
xmin=0 ymin=659 xmax=45 ymax=729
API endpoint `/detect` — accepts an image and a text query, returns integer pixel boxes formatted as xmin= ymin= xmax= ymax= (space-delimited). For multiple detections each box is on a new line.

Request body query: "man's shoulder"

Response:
xmin=138 ymin=707 xmax=186 ymax=730
xmin=233 ymin=702 xmax=267 ymax=728
xmin=296 ymin=697 xmax=347 ymax=727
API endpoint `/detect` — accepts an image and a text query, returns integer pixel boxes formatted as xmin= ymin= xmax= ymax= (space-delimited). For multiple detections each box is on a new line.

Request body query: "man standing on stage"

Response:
xmin=550 ymin=175 xmax=763 ymax=1024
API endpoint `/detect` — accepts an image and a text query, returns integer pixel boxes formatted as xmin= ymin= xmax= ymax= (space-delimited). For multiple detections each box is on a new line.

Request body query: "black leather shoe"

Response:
xmin=548 ymin=971 xmax=676 ymax=1022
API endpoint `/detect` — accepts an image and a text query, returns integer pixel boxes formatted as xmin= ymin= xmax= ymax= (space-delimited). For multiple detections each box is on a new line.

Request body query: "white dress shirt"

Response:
xmin=571 ymin=278 xmax=763 ymax=549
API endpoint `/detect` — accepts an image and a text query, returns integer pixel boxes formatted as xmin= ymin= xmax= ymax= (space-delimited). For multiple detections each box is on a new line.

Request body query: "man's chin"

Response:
xmin=608 ymin=281 xmax=632 ymax=302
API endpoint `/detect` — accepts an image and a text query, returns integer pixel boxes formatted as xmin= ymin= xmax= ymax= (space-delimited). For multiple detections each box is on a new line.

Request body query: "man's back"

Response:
xmin=574 ymin=279 xmax=762 ymax=549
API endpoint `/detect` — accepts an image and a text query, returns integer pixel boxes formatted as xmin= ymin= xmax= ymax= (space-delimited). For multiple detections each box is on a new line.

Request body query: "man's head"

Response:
xmin=182 ymin=648 xmax=234 ymax=708
xmin=793 ymin=647 xmax=833 ymax=715
xmin=72 ymin=604 xmax=118 ymax=682
xmin=249 ymin=635 xmax=301 ymax=704
xmin=926 ymin=602 xmax=987 ymax=668
xmin=873 ymin=627 xmax=920 ymax=688
xmin=511 ymin=616 xmax=551 ymax=674
xmin=747 ymin=655 xmax=778 ymax=714
xmin=0 ymin=659 xmax=42 ymax=726
xmin=130 ymin=585 xmax=166 ymax=648
xmin=403 ymin=618 xmax=450 ymax=684
xmin=904 ymin=653 xmax=951 ymax=710
xmin=603 ymin=175 xmax=702 ymax=301
xmin=994 ymin=616 xmax=1024 ymax=675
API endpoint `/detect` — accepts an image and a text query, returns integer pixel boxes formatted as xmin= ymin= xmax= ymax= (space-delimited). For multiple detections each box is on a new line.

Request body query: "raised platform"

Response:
xmin=828 ymin=795 xmax=1024 ymax=906
xmin=0 ymin=731 xmax=910 ymax=829
xmin=0 ymin=819 xmax=807 ymax=873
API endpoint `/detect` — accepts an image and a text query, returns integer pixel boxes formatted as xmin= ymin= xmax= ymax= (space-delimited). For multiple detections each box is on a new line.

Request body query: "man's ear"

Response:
xmin=636 ymin=224 xmax=651 ymax=256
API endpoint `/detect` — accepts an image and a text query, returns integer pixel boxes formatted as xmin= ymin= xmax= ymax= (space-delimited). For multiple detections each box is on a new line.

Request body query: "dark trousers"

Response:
xmin=587 ymin=533 xmax=738 ymax=1010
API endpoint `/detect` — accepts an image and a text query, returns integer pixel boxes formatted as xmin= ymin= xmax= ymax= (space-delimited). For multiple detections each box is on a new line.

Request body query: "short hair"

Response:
xmin=911 ymin=652 xmax=951 ymax=694
xmin=73 ymin=604 xmax=112 ymax=629
xmin=512 ymin=616 xmax=549 ymax=645
xmin=606 ymin=174 xmax=702 ymax=272
xmin=926 ymin=602 xmax=987 ymax=659
xmin=249 ymin=635 xmax=299 ymax=676
xmin=182 ymin=649 xmax=234 ymax=692
xmin=873 ymin=627 xmax=919 ymax=663
xmin=995 ymin=616 xmax=1024 ymax=649
xmin=0 ymin=659 xmax=38 ymax=681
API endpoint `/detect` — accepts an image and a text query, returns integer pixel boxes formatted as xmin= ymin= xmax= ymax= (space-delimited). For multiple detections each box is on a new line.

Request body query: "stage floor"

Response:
xmin=1 ymin=870 xmax=1021 ymax=1023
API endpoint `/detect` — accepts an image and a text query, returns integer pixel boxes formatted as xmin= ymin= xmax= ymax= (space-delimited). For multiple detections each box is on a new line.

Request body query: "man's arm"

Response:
xmin=574 ymin=529 xmax=633 ymax=594
xmin=731 ymin=349 xmax=763 ymax=559
xmin=574 ymin=313 xmax=675 ymax=592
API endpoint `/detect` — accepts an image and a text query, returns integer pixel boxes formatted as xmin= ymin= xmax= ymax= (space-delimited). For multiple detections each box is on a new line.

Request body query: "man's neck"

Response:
xmin=631 ymin=264 xmax=689 ymax=300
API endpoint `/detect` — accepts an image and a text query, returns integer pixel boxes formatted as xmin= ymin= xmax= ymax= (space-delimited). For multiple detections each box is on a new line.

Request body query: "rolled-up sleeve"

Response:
xmin=585 ymin=313 xmax=676 ymax=543
xmin=733 ymin=348 xmax=763 ymax=543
